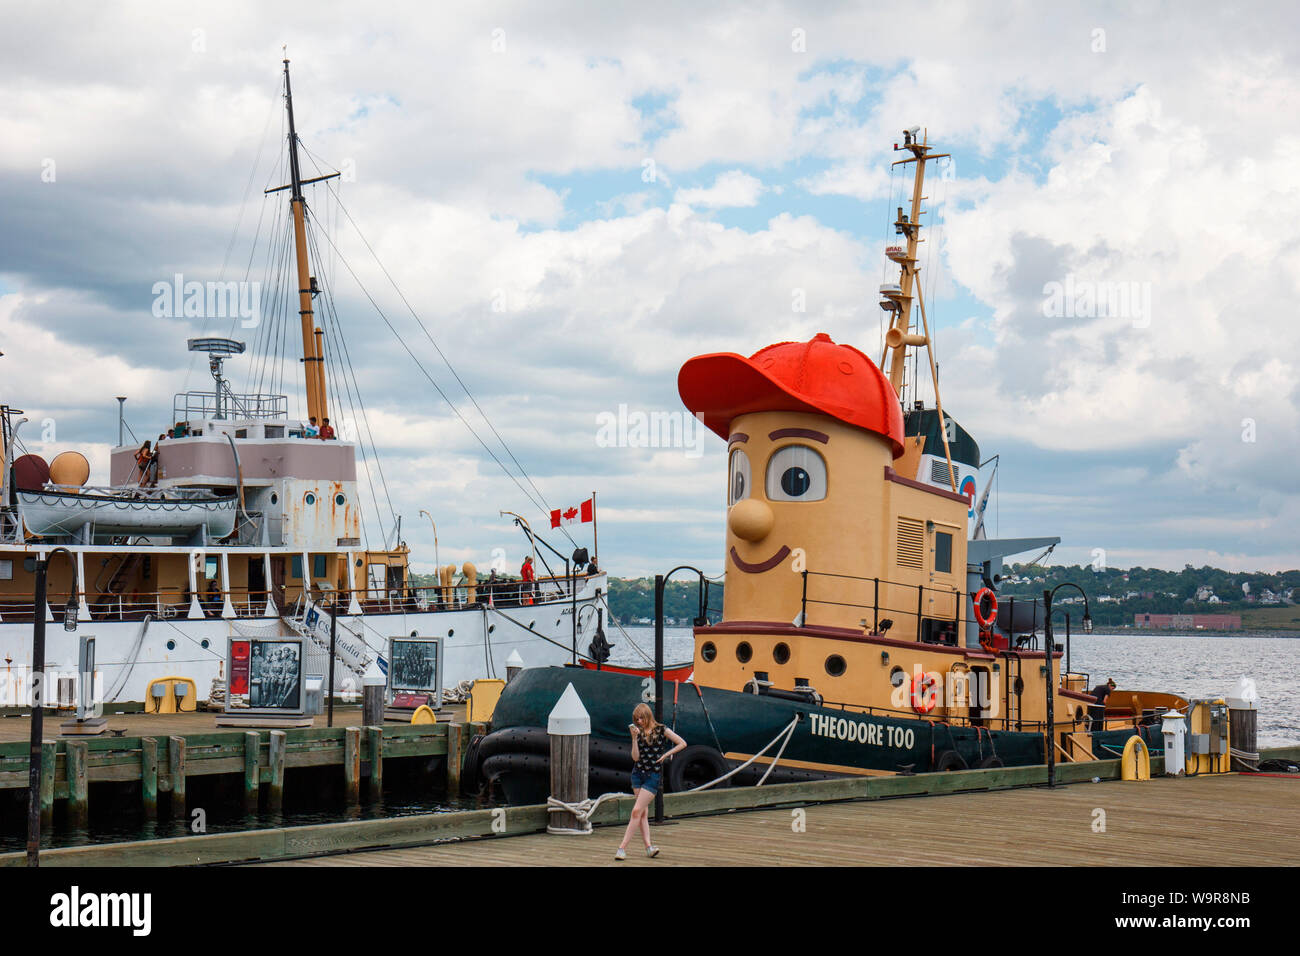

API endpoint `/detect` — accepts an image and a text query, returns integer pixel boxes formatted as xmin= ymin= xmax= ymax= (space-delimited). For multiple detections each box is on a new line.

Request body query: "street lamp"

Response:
xmin=28 ymin=546 xmax=80 ymax=866
xmin=1042 ymin=583 xmax=1092 ymax=789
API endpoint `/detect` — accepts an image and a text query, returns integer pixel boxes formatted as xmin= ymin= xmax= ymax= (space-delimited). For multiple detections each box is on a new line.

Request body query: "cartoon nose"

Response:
xmin=729 ymin=498 xmax=774 ymax=542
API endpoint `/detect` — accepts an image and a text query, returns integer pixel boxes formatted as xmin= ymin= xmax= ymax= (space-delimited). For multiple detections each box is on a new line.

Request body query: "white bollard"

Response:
xmin=505 ymin=649 xmax=525 ymax=684
xmin=547 ymin=683 xmax=591 ymax=834
xmin=1161 ymin=710 xmax=1187 ymax=776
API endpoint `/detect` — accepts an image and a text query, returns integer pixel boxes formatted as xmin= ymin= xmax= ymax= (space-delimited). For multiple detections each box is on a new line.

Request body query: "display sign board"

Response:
xmin=386 ymin=636 xmax=442 ymax=707
xmin=226 ymin=636 xmax=306 ymax=715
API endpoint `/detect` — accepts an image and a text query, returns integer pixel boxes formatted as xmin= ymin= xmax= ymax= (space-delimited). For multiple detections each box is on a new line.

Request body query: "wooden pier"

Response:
xmin=0 ymin=705 xmax=485 ymax=829
xmin=267 ymin=773 xmax=1300 ymax=867
xmin=4 ymin=746 xmax=1296 ymax=867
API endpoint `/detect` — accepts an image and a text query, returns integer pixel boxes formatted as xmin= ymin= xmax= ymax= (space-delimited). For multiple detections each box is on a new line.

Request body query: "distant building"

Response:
xmin=1134 ymin=613 xmax=1241 ymax=631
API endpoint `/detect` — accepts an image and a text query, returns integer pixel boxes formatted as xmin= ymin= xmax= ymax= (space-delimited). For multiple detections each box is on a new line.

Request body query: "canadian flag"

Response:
xmin=551 ymin=498 xmax=594 ymax=528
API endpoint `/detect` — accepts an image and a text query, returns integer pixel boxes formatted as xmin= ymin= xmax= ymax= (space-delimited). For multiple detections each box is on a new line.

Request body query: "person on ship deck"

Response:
xmin=1089 ymin=678 xmax=1117 ymax=731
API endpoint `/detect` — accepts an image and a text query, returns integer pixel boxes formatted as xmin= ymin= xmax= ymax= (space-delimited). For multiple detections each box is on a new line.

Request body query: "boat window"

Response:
xmin=304 ymin=491 xmax=317 ymax=506
xmin=313 ymin=555 xmax=327 ymax=579
xmin=335 ymin=493 xmax=346 ymax=507
xmin=728 ymin=448 xmax=751 ymax=505
xmin=736 ymin=642 xmax=753 ymax=663
xmin=0 ymin=559 xmax=11 ymax=580
xmin=204 ymin=557 xmax=219 ymax=581
xmin=890 ymin=666 xmax=906 ymax=688
xmin=765 ymin=445 xmax=827 ymax=502
xmin=825 ymin=654 xmax=847 ymax=677
xmin=934 ymin=531 xmax=953 ymax=574
xmin=773 ymin=642 xmax=790 ymax=664
xmin=700 ymin=642 xmax=717 ymax=663
xmin=291 ymin=555 xmax=303 ymax=579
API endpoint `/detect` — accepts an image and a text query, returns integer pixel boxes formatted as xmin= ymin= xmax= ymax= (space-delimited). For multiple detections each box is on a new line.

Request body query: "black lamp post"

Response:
xmin=653 ymin=565 xmax=708 ymax=824
xmin=1042 ymin=583 xmax=1092 ymax=789
xmin=28 ymin=546 xmax=80 ymax=866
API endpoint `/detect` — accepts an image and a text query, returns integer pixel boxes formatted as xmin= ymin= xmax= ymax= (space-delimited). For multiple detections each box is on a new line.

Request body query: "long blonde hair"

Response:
xmin=633 ymin=703 xmax=662 ymax=743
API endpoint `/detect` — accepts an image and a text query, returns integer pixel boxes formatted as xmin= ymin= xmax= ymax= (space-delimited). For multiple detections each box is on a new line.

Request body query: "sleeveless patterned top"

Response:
xmin=634 ymin=726 xmax=668 ymax=774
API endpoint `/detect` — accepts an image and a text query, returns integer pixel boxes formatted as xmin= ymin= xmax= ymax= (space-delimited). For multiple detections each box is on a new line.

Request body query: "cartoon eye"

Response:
xmin=765 ymin=445 xmax=827 ymax=502
xmin=728 ymin=448 xmax=751 ymax=505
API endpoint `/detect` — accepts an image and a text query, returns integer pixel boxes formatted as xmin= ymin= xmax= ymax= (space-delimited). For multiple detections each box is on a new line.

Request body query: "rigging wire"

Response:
xmin=298 ymin=142 xmax=578 ymax=548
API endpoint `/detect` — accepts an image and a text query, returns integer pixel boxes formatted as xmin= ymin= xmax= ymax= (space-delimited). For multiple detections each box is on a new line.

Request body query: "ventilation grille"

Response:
xmin=929 ymin=459 xmax=959 ymax=485
xmin=897 ymin=517 xmax=924 ymax=569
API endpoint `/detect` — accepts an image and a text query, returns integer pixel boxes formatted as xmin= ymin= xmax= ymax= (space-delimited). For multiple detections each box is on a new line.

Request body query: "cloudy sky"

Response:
xmin=2 ymin=1 xmax=1298 ymax=577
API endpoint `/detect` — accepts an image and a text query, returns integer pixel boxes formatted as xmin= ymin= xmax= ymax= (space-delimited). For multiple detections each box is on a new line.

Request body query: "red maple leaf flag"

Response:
xmin=550 ymin=497 xmax=595 ymax=528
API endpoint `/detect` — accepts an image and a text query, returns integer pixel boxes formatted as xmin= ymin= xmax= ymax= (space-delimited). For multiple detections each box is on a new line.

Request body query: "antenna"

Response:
xmin=188 ymin=338 xmax=246 ymax=419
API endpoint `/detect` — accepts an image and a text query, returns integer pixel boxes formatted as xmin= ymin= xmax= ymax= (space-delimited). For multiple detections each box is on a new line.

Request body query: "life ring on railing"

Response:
xmin=911 ymin=671 xmax=939 ymax=714
xmin=973 ymin=587 xmax=998 ymax=628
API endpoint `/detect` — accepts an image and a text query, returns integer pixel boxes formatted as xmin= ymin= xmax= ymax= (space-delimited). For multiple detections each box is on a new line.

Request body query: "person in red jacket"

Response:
xmin=520 ymin=556 xmax=535 ymax=605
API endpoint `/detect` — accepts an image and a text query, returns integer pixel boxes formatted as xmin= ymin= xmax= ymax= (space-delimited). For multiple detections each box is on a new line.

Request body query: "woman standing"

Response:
xmin=616 ymin=702 xmax=686 ymax=860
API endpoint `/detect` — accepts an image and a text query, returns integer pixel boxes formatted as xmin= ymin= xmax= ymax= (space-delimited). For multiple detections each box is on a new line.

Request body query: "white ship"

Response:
xmin=0 ymin=58 xmax=608 ymax=707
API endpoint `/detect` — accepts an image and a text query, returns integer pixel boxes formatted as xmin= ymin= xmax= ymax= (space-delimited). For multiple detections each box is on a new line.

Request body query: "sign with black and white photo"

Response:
xmin=227 ymin=638 xmax=304 ymax=713
xmin=387 ymin=637 xmax=441 ymax=700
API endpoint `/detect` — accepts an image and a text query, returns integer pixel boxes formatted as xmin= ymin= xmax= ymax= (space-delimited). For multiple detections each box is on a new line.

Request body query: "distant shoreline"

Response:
xmin=1086 ymin=629 xmax=1299 ymax=639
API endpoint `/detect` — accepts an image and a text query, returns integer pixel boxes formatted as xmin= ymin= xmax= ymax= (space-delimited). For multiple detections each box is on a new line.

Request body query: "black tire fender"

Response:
xmin=667 ymin=745 xmax=730 ymax=792
xmin=976 ymin=754 xmax=1004 ymax=769
xmin=934 ymin=749 xmax=968 ymax=772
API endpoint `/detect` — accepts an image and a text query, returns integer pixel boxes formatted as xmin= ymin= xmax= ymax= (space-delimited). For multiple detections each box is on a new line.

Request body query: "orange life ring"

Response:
xmin=911 ymin=671 xmax=939 ymax=714
xmin=973 ymin=587 xmax=998 ymax=628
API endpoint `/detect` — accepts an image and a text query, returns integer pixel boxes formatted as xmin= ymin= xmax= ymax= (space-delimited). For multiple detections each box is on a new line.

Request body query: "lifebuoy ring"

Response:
xmin=911 ymin=671 xmax=939 ymax=714
xmin=973 ymin=587 xmax=998 ymax=628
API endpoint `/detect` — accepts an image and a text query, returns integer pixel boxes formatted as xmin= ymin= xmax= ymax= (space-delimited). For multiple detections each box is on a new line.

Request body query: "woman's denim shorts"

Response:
xmin=631 ymin=770 xmax=662 ymax=795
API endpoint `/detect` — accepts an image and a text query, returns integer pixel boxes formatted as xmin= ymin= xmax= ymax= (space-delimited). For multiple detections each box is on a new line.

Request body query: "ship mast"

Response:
xmin=267 ymin=56 xmax=339 ymax=425
xmin=879 ymin=128 xmax=958 ymax=490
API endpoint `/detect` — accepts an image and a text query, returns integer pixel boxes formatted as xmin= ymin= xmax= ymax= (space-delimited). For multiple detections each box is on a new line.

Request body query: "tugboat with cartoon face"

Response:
xmin=473 ymin=131 xmax=1190 ymax=803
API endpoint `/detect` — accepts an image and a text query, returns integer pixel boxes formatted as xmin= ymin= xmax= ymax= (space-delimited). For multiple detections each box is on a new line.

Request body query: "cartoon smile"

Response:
xmin=729 ymin=545 xmax=791 ymax=574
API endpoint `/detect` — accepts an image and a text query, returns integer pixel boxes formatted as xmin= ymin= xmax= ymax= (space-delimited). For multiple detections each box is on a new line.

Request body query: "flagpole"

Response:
xmin=591 ymin=491 xmax=598 ymax=570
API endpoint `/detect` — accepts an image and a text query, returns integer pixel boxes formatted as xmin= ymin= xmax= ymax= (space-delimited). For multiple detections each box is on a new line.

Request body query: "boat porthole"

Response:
xmin=270 ymin=493 xmax=278 ymax=505
xmin=701 ymin=642 xmax=717 ymax=663
xmin=304 ymin=491 xmax=317 ymax=506
xmin=447 ymin=629 xmax=454 ymax=637
xmin=166 ymin=640 xmax=176 ymax=651
xmin=825 ymin=654 xmax=847 ymax=677
xmin=200 ymin=639 xmax=210 ymax=649
xmin=890 ymin=665 xmax=906 ymax=688
xmin=773 ymin=642 xmax=790 ymax=664
xmin=335 ymin=493 xmax=345 ymax=507
xmin=1013 ymin=676 xmax=1024 ymax=694
xmin=488 ymin=624 xmax=496 ymax=634
xmin=736 ymin=642 xmax=753 ymax=664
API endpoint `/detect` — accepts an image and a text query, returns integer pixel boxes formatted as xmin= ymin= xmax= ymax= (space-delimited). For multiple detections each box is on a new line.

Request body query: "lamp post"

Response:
xmin=653 ymin=565 xmax=708 ymax=824
xmin=28 ymin=546 xmax=80 ymax=866
xmin=1042 ymin=583 xmax=1092 ymax=789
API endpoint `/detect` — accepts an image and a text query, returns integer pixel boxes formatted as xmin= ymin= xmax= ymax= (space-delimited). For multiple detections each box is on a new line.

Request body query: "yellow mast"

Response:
xmin=270 ymin=56 xmax=338 ymax=425
xmin=878 ymin=128 xmax=957 ymax=490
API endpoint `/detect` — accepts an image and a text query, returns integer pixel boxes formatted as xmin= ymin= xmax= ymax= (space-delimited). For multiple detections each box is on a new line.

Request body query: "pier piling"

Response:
xmin=445 ymin=723 xmax=462 ymax=793
xmin=66 ymin=740 xmax=88 ymax=829
xmin=39 ymin=741 xmax=55 ymax=827
xmin=546 ymin=684 xmax=591 ymax=834
xmin=268 ymin=731 xmax=286 ymax=810
xmin=141 ymin=736 xmax=158 ymax=819
xmin=168 ymin=736 xmax=186 ymax=813
xmin=344 ymin=727 xmax=360 ymax=805
xmin=366 ymin=726 xmax=383 ymax=800
xmin=243 ymin=732 xmax=260 ymax=813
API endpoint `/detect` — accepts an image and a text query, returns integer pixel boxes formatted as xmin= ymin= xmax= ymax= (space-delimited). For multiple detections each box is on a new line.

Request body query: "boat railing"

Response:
xmin=172 ymin=390 xmax=288 ymax=422
xmin=799 ymin=569 xmax=1060 ymax=652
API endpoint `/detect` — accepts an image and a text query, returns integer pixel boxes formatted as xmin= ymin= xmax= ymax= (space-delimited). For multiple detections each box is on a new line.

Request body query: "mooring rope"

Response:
xmin=545 ymin=716 xmax=803 ymax=833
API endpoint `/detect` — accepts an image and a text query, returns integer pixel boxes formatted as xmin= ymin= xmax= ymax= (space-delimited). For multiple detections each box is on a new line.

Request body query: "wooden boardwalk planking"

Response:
xmin=264 ymin=775 xmax=1300 ymax=867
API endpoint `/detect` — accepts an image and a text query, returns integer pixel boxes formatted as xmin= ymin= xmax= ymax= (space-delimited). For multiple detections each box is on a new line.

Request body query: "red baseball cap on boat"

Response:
xmin=678 ymin=333 xmax=905 ymax=457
